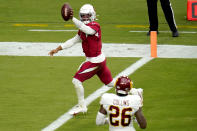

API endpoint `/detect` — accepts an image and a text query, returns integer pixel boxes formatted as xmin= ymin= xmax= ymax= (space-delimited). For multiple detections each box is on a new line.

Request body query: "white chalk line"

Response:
xmin=41 ymin=57 xmax=153 ymax=131
xmin=129 ymin=31 xmax=197 ymax=34
xmin=28 ymin=29 xmax=78 ymax=32
xmin=1 ymin=42 xmax=197 ymax=58
xmin=27 ymin=30 xmax=197 ymax=34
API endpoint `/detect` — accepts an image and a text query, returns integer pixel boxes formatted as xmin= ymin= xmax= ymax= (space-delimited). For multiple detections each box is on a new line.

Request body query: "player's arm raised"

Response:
xmin=72 ymin=17 xmax=96 ymax=35
xmin=61 ymin=3 xmax=95 ymax=35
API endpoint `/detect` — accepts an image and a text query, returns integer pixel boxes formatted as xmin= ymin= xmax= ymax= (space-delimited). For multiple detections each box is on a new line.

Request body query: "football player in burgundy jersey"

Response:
xmin=49 ymin=4 xmax=114 ymax=115
xmin=96 ymin=76 xmax=147 ymax=131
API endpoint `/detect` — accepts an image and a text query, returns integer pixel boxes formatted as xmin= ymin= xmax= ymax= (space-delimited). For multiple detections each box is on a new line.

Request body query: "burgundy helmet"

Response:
xmin=115 ymin=76 xmax=133 ymax=94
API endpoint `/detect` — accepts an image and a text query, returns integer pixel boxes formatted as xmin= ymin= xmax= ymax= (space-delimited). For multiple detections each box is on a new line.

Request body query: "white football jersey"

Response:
xmin=100 ymin=93 xmax=142 ymax=131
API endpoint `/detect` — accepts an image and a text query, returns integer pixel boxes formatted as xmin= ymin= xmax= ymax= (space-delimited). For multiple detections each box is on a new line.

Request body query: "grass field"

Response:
xmin=1 ymin=0 xmax=197 ymax=44
xmin=0 ymin=0 xmax=197 ymax=131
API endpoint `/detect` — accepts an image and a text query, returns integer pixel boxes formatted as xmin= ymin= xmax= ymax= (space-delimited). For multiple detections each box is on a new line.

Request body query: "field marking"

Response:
xmin=116 ymin=25 xmax=149 ymax=28
xmin=27 ymin=29 xmax=197 ymax=34
xmin=129 ymin=31 xmax=197 ymax=34
xmin=116 ymin=25 xmax=197 ymax=29
xmin=64 ymin=24 xmax=75 ymax=27
xmin=11 ymin=23 xmax=197 ymax=29
xmin=28 ymin=29 xmax=77 ymax=32
xmin=27 ymin=30 xmax=197 ymax=33
xmin=41 ymin=57 xmax=153 ymax=131
xmin=13 ymin=24 xmax=48 ymax=27
xmin=1 ymin=42 xmax=197 ymax=58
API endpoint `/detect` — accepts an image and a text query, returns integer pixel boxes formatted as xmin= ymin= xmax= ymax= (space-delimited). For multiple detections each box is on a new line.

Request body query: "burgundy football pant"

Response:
xmin=74 ymin=59 xmax=113 ymax=85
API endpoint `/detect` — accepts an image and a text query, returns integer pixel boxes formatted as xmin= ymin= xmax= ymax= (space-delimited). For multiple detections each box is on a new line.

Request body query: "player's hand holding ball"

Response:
xmin=61 ymin=3 xmax=73 ymax=21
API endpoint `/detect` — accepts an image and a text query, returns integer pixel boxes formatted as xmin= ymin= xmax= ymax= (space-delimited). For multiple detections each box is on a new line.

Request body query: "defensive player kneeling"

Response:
xmin=96 ymin=76 xmax=147 ymax=131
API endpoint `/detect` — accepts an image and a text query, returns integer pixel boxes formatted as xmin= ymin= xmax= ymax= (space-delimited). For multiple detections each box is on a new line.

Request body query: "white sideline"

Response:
xmin=28 ymin=29 xmax=78 ymax=32
xmin=129 ymin=31 xmax=197 ymax=34
xmin=1 ymin=42 xmax=197 ymax=58
xmin=41 ymin=57 xmax=153 ymax=131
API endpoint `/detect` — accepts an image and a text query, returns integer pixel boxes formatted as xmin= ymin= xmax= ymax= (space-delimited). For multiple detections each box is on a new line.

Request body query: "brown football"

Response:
xmin=61 ymin=3 xmax=72 ymax=21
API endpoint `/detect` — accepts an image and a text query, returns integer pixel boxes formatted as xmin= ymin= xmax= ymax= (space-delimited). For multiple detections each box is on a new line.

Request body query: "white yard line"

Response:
xmin=129 ymin=31 xmax=197 ymax=34
xmin=41 ymin=57 xmax=153 ymax=131
xmin=28 ymin=29 xmax=78 ymax=32
xmin=26 ymin=30 xmax=197 ymax=34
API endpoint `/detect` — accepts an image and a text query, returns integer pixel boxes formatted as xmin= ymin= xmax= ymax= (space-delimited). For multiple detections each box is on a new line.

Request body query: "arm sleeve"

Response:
xmin=60 ymin=34 xmax=81 ymax=49
xmin=72 ymin=17 xmax=96 ymax=35
xmin=96 ymin=112 xmax=108 ymax=126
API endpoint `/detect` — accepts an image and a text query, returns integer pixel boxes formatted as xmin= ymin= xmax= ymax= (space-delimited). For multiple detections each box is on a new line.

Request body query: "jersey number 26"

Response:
xmin=109 ymin=105 xmax=132 ymax=127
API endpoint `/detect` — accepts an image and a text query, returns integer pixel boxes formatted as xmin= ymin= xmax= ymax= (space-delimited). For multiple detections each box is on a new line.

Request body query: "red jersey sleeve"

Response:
xmin=87 ymin=22 xmax=100 ymax=33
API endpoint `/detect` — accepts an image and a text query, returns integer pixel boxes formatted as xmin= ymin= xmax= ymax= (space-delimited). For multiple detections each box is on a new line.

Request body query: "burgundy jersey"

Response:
xmin=78 ymin=21 xmax=102 ymax=57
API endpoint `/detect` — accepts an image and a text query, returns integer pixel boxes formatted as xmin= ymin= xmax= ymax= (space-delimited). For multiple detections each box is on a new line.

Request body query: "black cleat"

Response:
xmin=172 ymin=31 xmax=179 ymax=37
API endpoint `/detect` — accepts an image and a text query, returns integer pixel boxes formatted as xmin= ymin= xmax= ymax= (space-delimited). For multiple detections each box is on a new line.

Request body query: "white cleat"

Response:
xmin=69 ymin=105 xmax=88 ymax=115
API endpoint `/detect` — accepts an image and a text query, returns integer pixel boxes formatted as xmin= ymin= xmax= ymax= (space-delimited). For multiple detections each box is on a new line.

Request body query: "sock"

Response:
xmin=72 ymin=78 xmax=85 ymax=106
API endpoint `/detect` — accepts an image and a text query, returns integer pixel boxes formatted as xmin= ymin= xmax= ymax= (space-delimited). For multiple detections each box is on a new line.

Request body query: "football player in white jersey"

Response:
xmin=96 ymin=76 xmax=147 ymax=131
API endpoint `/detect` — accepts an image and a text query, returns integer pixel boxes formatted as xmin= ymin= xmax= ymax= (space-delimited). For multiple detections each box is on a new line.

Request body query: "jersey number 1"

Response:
xmin=109 ymin=105 xmax=132 ymax=127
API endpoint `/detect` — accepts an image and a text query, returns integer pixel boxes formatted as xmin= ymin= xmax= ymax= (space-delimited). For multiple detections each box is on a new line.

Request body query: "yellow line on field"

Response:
xmin=64 ymin=24 xmax=75 ymax=27
xmin=13 ymin=24 xmax=48 ymax=27
xmin=116 ymin=25 xmax=197 ymax=29
xmin=116 ymin=25 xmax=149 ymax=28
xmin=12 ymin=23 xmax=197 ymax=29
xmin=177 ymin=25 xmax=197 ymax=28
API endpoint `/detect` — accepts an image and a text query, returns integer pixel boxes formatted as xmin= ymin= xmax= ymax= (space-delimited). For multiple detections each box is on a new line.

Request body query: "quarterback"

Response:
xmin=48 ymin=4 xmax=114 ymax=115
xmin=96 ymin=76 xmax=147 ymax=131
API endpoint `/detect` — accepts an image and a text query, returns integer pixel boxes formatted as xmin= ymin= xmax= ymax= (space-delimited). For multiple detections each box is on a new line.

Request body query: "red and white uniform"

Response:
xmin=100 ymin=93 xmax=142 ymax=131
xmin=78 ymin=21 xmax=102 ymax=57
xmin=61 ymin=18 xmax=113 ymax=85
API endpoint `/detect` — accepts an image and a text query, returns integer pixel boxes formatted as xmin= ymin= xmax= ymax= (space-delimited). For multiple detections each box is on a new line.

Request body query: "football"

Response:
xmin=61 ymin=3 xmax=73 ymax=21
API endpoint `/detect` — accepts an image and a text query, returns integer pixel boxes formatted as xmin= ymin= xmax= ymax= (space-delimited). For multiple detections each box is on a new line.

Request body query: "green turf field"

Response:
xmin=0 ymin=0 xmax=197 ymax=131
xmin=0 ymin=0 xmax=197 ymax=44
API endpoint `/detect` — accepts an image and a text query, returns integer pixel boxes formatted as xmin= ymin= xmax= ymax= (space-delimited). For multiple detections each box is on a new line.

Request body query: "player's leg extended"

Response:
xmin=97 ymin=60 xmax=114 ymax=87
xmin=69 ymin=61 xmax=99 ymax=114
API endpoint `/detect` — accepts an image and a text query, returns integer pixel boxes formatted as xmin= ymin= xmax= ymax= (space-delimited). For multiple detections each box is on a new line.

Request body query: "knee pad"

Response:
xmin=72 ymin=78 xmax=82 ymax=88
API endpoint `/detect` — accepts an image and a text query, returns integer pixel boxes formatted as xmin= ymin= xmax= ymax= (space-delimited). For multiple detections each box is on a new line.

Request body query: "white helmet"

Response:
xmin=79 ymin=4 xmax=96 ymax=24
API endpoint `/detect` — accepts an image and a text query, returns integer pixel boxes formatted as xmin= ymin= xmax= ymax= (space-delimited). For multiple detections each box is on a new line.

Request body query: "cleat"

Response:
xmin=172 ymin=31 xmax=179 ymax=37
xmin=69 ymin=105 xmax=87 ymax=115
